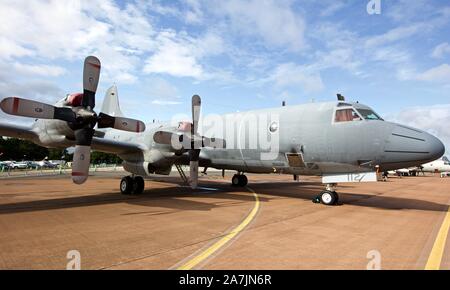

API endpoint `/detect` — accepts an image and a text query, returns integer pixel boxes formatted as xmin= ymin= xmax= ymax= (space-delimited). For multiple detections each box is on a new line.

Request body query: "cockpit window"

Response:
xmin=335 ymin=109 xmax=361 ymax=122
xmin=356 ymin=109 xmax=383 ymax=120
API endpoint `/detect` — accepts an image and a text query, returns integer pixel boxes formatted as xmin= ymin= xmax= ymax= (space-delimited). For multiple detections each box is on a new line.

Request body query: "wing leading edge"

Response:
xmin=0 ymin=122 xmax=144 ymax=156
xmin=91 ymin=137 xmax=146 ymax=155
xmin=0 ymin=122 xmax=38 ymax=140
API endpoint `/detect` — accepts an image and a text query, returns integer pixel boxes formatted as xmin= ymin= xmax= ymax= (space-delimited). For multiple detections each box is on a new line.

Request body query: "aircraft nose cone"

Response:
xmin=425 ymin=132 xmax=445 ymax=161
xmin=384 ymin=125 xmax=445 ymax=167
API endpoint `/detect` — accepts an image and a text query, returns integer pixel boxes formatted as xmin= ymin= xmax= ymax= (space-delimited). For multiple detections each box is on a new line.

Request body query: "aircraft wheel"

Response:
xmin=320 ymin=190 xmax=337 ymax=206
xmin=133 ymin=176 xmax=145 ymax=195
xmin=239 ymin=175 xmax=248 ymax=187
xmin=231 ymin=174 xmax=241 ymax=187
xmin=120 ymin=176 xmax=134 ymax=195
xmin=332 ymin=191 xmax=339 ymax=204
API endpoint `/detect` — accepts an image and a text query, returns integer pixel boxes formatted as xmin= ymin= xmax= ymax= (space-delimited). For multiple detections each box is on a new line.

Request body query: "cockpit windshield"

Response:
xmin=335 ymin=109 xmax=361 ymax=122
xmin=356 ymin=109 xmax=383 ymax=120
xmin=335 ymin=105 xmax=384 ymax=123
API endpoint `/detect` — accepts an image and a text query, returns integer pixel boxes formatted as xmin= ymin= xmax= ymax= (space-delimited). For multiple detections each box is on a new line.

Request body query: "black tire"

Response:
xmin=320 ymin=190 xmax=336 ymax=206
xmin=239 ymin=175 xmax=248 ymax=187
xmin=133 ymin=176 xmax=145 ymax=195
xmin=332 ymin=191 xmax=339 ymax=204
xmin=231 ymin=174 xmax=241 ymax=187
xmin=120 ymin=176 xmax=133 ymax=195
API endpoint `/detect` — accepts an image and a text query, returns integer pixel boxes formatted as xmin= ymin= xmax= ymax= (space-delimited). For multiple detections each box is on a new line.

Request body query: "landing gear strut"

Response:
xmin=232 ymin=173 xmax=248 ymax=187
xmin=120 ymin=175 xmax=145 ymax=195
xmin=313 ymin=183 xmax=339 ymax=205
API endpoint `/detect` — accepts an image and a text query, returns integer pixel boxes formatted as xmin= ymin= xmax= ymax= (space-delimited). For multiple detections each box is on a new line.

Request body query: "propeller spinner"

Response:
xmin=0 ymin=56 xmax=146 ymax=184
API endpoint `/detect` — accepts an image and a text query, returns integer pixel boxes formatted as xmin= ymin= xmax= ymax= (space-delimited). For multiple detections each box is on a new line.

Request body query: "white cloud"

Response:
xmin=210 ymin=0 xmax=305 ymax=51
xmin=416 ymin=64 xmax=450 ymax=83
xmin=0 ymin=0 xmax=155 ymax=83
xmin=0 ymin=62 xmax=64 ymax=104
xmin=312 ymin=48 xmax=361 ymax=73
xmin=145 ymin=0 xmax=181 ymax=16
xmin=143 ymin=31 xmax=204 ymax=79
xmin=396 ymin=64 xmax=450 ymax=84
xmin=143 ymin=31 xmax=224 ymax=79
xmin=310 ymin=22 xmax=436 ymax=82
xmin=184 ymin=0 xmax=204 ymax=24
xmin=0 ymin=0 xmax=230 ymax=87
xmin=0 ymin=79 xmax=64 ymax=104
xmin=320 ymin=1 xmax=346 ymax=17
xmin=432 ymin=42 xmax=450 ymax=59
xmin=372 ymin=46 xmax=411 ymax=64
xmin=389 ymin=104 xmax=450 ymax=155
xmin=11 ymin=62 xmax=67 ymax=77
xmin=386 ymin=0 xmax=430 ymax=23
xmin=0 ymin=37 xmax=34 ymax=60
xmin=365 ymin=24 xmax=427 ymax=48
xmin=145 ymin=77 xmax=179 ymax=100
xmin=270 ymin=63 xmax=324 ymax=93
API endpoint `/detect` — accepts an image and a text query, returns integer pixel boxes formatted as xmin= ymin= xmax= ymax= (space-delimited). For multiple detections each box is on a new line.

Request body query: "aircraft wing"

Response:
xmin=91 ymin=137 xmax=146 ymax=155
xmin=0 ymin=122 xmax=38 ymax=140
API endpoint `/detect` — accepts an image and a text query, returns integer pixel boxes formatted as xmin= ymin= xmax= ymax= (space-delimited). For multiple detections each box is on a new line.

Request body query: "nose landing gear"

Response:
xmin=312 ymin=183 xmax=340 ymax=205
xmin=120 ymin=175 xmax=145 ymax=195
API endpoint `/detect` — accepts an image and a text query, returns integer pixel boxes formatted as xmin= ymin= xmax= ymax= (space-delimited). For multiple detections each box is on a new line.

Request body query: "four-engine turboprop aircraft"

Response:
xmin=0 ymin=56 xmax=445 ymax=205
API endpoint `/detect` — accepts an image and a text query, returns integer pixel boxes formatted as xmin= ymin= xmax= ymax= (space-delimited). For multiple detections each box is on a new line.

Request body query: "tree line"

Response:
xmin=0 ymin=137 xmax=122 ymax=164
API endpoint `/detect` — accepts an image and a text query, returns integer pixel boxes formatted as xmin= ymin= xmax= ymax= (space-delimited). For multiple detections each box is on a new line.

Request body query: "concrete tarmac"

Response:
xmin=0 ymin=172 xmax=449 ymax=269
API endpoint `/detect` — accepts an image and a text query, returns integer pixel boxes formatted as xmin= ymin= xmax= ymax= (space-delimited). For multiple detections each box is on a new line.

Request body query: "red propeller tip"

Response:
xmin=88 ymin=62 xmax=101 ymax=69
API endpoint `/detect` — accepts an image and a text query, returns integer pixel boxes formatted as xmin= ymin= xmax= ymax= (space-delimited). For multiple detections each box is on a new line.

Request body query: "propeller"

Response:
xmin=152 ymin=95 xmax=226 ymax=189
xmin=0 ymin=56 xmax=145 ymax=184
xmin=190 ymin=95 xmax=202 ymax=189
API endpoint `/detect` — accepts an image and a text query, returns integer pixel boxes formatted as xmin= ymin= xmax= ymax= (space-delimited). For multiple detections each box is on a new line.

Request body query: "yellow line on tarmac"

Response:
xmin=425 ymin=207 xmax=450 ymax=270
xmin=177 ymin=188 xmax=260 ymax=270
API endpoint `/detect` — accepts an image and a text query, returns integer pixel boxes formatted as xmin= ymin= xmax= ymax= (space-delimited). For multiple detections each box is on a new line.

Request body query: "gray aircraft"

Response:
xmin=0 ymin=56 xmax=445 ymax=205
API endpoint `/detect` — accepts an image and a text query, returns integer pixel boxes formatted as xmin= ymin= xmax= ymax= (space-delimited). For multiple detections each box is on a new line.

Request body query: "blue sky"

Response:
xmin=0 ymin=0 xmax=449 ymax=153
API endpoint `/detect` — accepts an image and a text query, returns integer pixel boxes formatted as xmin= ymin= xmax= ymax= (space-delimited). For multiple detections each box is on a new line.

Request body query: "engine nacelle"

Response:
xmin=122 ymin=161 xmax=172 ymax=176
xmin=122 ymin=161 xmax=151 ymax=176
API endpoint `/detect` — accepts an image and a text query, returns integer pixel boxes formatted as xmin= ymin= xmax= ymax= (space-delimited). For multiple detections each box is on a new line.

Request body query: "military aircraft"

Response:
xmin=0 ymin=56 xmax=445 ymax=205
xmin=420 ymin=157 xmax=450 ymax=173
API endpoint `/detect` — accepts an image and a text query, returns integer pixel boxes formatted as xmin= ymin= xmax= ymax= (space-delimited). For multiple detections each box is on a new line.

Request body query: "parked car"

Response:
xmin=36 ymin=160 xmax=57 ymax=168
xmin=49 ymin=160 xmax=65 ymax=166
xmin=26 ymin=161 xmax=41 ymax=169
xmin=10 ymin=161 xmax=28 ymax=170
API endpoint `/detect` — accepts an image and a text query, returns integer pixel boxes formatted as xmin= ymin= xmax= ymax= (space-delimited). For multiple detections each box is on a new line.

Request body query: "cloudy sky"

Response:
xmin=0 ymin=0 xmax=449 ymax=153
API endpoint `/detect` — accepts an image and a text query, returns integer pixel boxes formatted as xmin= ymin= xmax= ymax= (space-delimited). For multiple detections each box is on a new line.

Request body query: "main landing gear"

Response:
xmin=312 ymin=183 xmax=340 ymax=206
xmin=120 ymin=175 xmax=145 ymax=195
xmin=231 ymin=173 xmax=248 ymax=187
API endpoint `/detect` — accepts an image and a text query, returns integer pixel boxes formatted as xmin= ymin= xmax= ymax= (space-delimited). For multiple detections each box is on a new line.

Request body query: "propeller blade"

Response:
xmin=189 ymin=149 xmax=200 ymax=189
xmin=97 ymin=113 xmax=146 ymax=132
xmin=72 ymin=128 xmax=95 ymax=184
xmin=72 ymin=145 xmax=91 ymax=185
xmin=82 ymin=56 xmax=101 ymax=109
xmin=191 ymin=95 xmax=201 ymax=137
xmin=0 ymin=97 xmax=76 ymax=122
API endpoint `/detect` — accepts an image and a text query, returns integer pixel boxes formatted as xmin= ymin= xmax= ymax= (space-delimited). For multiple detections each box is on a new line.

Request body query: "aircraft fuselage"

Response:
xmin=28 ymin=101 xmax=445 ymax=178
